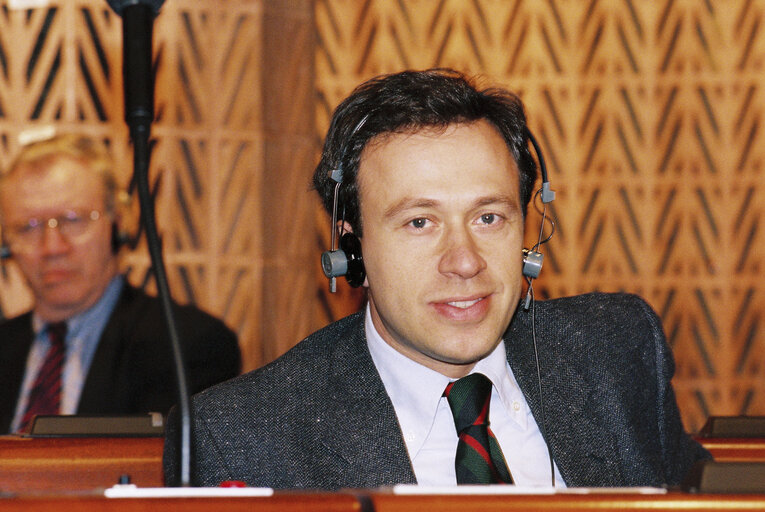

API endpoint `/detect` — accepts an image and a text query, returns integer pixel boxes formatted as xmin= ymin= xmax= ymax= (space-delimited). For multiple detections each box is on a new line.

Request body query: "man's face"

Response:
xmin=0 ymin=156 xmax=118 ymax=322
xmin=357 ymin=120 xmax=525 ymax=378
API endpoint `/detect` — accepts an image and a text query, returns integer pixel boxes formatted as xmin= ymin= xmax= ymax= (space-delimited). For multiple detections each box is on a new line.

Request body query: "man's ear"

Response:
xmin=336 ymin=220 xmax=354 ymax=237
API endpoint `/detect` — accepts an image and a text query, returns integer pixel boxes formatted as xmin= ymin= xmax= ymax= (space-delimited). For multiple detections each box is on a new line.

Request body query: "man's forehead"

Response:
xmin=9 ymin=156 xmax=103 ymax=188
xmin=355 ymin=121 xmax=521 ymax=219
xmin=2 ymin=159 xmax=107 ymax=213
xmin=358 ymin=120 xmax=512 ymax=163
xmin=359 ymin=122 xmax=469 ymax=156
xmin=358 ymin=121 xmax=516 ymax=171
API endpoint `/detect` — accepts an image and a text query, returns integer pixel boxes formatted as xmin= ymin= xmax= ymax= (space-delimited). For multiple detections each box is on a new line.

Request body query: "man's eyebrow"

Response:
xmin=383 ymin=195 xmax=519 ymax=219
xmin=383 ymin=198 xmax=439 ymax=219
xmin=473 ymin=195 xmax=520 ymax=210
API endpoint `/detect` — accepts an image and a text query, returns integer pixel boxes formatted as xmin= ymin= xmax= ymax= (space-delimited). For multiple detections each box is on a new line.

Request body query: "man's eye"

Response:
xmin=410 ymin=218 xmax=428 ymax=229
xmin=480 ymin=213 xmax=496 ymax=224
xmin=18 ymin=221 xmax=40 ymax=234
xmin=60 ymin=213 xmax=85 ymax=226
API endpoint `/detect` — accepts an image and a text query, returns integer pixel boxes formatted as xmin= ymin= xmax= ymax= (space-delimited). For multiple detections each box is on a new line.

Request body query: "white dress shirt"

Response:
xmin=365 ymin=303 xmax=566 ymax=487
xmin=11 ymin=277 xmax=124 ymax=432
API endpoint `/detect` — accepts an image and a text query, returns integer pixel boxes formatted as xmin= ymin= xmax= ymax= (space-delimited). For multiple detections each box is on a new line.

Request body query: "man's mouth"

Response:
xmin=447 ymin=298 xmax=484 ymax=309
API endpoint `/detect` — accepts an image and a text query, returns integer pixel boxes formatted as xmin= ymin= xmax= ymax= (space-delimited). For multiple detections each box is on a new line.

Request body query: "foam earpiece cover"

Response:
xmin=340 ymin=232 xmax=365 ymax=287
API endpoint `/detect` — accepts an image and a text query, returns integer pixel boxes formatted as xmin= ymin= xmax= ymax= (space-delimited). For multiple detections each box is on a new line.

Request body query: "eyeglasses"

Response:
xmin=4 ymin=209 xmax=104 ymax=249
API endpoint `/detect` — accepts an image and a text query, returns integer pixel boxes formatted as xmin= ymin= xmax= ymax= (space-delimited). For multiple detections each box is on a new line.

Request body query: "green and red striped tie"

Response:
xmin=445 ymin=373 xmax=513 ymax=484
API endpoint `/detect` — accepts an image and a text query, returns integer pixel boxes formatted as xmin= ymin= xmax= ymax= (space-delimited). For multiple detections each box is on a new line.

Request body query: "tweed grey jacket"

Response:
xmin=163 ymin=292 xmax=710 ymax=489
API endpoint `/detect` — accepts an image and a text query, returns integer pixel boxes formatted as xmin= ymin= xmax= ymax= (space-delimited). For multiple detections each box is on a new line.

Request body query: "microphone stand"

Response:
xmin=109 ymin=0 xmax=194 ymax=487
xmin=132 ymin=124 xmax=193 ymax=488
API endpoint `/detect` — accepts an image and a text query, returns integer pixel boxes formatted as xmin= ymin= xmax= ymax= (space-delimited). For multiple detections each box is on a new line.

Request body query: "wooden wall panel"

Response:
xmin=0 ymin=0 xmax=315 ymax=374
xmin=314 ymin=0 xmax=765 ymax=432
xmin=261 ymin=0 xmax=317 ymax=364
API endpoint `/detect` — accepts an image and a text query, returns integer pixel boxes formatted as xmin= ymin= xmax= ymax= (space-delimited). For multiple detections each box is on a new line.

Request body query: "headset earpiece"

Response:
xmin=339 ymin=232 xmax=364 ymax=287
xmin=0 ymin=230 xmax=10 ymax=260
xmin=522 ymin=248 xmax=543 ymax=279
xmin=111 ymin=222 xmax=121 ymax=254
xmin=321 ymin=232 xmax=365 ymax=289
xmin=110 ymin=222 xmax=132 ymax=254
xmin=321 ymin=113 xmax=371 ymax=293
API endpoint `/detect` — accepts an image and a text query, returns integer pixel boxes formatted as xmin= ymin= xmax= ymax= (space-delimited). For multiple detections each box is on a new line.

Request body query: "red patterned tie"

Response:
xmin=19 ymin=322 xmax=68 ymax=432
xmin=445 ymin=373 xmax=513 ymax=484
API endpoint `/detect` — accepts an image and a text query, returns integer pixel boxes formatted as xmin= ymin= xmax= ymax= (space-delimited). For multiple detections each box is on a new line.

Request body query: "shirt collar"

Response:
xmin=365 ymin=303 xmax=529 ymax=455
xmin=365 ymin=304 xmax=451 ymax=458
xmin=32 ymin=275 xmax=125 ymax=340
xmin=473 ymin=339 xmax=528 ymax=430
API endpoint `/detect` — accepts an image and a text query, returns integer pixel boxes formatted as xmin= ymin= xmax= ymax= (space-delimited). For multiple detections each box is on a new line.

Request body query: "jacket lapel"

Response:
xmin=505 ymin=305 xmax=624 ymax=487
xmin=315 ymin=315 xmax=417 ymax=487
xmin=0 ymin=314 xmax=34 ymax=432
xmin=77 ymin=285 xmax=136 ymax=413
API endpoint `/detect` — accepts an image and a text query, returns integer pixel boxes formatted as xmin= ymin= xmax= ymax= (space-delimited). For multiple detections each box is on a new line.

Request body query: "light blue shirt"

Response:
xmin=365 ymin=303 xmax=566 ymax=487
xmin=11 ymin=276 xmax=125 ymax=432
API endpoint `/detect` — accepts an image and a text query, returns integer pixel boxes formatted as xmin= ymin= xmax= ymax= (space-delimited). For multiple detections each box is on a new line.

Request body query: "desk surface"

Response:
xmin=370 ymin=491 xmax=765 ymax=511
xmin=0 ymin=435 xmax=164 ymax=491
xmin=698 ymin=437 xmax=765 ymax=462
xmin=0 ymin=490 xmax=765 ymax=512
xmin=1 ymin=434 xmax=764 ymax=497
xmin=0 ymin=493 xmax=359 ymax=512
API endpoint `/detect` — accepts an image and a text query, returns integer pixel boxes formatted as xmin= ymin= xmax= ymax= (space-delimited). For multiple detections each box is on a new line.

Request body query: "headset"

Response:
xmin=320 ymin=114 xmax=370 ymax=293
xmin=521 ymin=129 xmax=556 ymax=310
xmin=321 ymin=121 xmax=556 ymax=296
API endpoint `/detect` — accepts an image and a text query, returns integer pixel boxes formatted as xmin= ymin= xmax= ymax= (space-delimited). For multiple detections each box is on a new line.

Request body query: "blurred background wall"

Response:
xmin=0 ymin=0 xmax=762 ymax=432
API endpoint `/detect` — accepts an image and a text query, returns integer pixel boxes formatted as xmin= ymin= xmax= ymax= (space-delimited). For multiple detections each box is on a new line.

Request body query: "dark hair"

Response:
xmin=312 ymin=68 xmax=537 ymax=237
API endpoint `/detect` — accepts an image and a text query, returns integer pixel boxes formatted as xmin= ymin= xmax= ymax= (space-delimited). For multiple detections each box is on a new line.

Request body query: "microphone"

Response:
xmin=107 ymin=0 xmax=194 ymax=488
xmin=106 ymin=0 xmax=164 ymax=133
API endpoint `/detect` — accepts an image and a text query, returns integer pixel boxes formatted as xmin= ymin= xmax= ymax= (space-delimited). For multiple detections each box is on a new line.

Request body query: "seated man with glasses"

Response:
xmin=0 ymin=133 xmax=241 ymax=434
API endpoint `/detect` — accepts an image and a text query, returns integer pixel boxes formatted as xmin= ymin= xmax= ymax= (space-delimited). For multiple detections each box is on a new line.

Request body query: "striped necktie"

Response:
xmin=19 ymin=322 xmax=68 ymax=432
xmin=445 ymin=372 xmax=513 ymax=484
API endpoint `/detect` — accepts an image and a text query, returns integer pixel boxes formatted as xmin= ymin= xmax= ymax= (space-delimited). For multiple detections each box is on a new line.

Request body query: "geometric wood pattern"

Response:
xmin=314 ymin=0 xmax=764 ymax=432
xmin=0 ymin=0 xmax=315 ymax=375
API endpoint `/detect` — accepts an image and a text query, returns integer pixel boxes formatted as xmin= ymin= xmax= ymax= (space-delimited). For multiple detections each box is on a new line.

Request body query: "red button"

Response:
xmin=219 ymin=480 xmax=247 ymax=488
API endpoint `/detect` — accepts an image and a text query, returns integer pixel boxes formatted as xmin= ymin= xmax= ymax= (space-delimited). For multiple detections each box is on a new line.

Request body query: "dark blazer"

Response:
xmin=163 ymin=292 xmax=710 ymax=489
xmin=0 ymin=284 xmax=241 ymax=433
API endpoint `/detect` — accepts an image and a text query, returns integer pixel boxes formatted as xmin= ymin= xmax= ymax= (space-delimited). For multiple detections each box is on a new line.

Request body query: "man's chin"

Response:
xmin=431 ymin=340 xmax=501 ymax=366
xmin=37 ymin=293 xmax=85 ymax=313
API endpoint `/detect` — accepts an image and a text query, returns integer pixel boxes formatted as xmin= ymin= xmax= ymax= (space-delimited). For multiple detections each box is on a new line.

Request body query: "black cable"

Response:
xmin=106 ymin=0 xmax=193 ymax=486
xmin=527 ymin=278 xmax=556 ymax=487
xmin=132 ymin=125 xmax=193 ymax=487
xmin=525 ymin=128 xmax=556 ymax=487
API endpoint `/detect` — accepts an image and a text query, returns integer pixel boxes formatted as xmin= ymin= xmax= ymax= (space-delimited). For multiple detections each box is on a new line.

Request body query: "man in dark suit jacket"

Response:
xmin=0 ymin=282 xmax=241 ymax=433
xmin=164 ymin=69 xmax=710 ymax=488
xmin=0 ymin=134 xmax=240 ymax=434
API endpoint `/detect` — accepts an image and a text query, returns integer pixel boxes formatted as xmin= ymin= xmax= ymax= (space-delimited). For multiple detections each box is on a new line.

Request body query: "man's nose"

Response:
xmin=40 ymin=224 xmax=70 ymax=254
xmin=437 ymin=226 xmax=487 ymax=279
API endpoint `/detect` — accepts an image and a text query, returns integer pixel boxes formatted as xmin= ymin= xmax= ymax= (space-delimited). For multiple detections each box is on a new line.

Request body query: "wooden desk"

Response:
xmin=0 ymin=435 xmax=163 ymax=492
xmin=368 ymin=492 xmax=765 ymax=512
xmin=1 ymin=434 xmax=764 ymax=495
xmin=1 ymin=491 xmax=765 ymax=512
xmin=0 ymin=493 xmax=360 ymax=512
xmin=698 ymin=437 xmax=765 ymax=462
